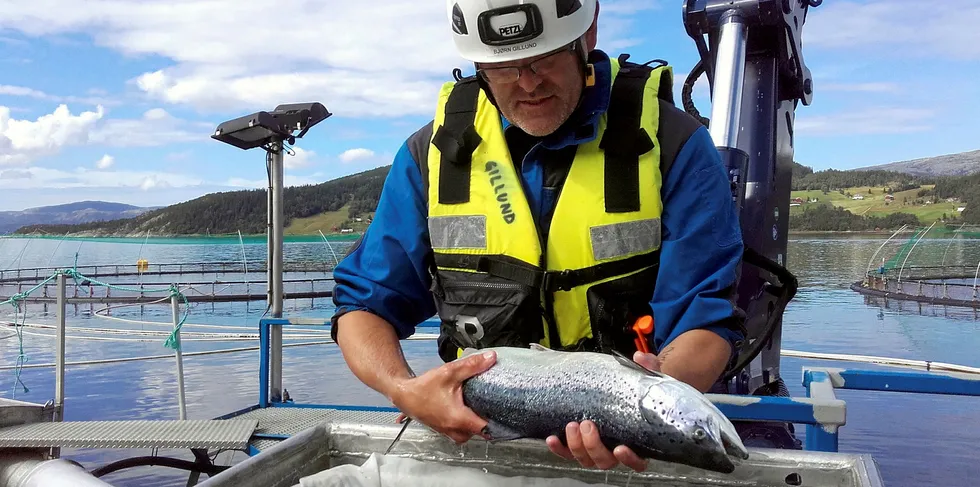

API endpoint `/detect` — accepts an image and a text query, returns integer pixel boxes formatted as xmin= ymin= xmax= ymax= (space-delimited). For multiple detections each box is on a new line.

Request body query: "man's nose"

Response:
xmin=516 ymin=68 xmax=543 ymax=92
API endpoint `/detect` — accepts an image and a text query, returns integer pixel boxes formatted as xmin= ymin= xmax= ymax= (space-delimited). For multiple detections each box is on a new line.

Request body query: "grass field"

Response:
xmin=285 ymin=203 xmax=372 ymax=235
xmin=789 ymin=185 xmax=963 ymax=223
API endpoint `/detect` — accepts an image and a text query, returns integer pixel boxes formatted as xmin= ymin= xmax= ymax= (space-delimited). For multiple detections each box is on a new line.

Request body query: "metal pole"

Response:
xmin=171 ymin=292 xmax=187 ymax=420
xmin=268 ymin=141 xmax=285 ymax=402
xmin=899 ymin=221 xmax=936 ymax=283
xmin=972 ymin=258 xmax=979 ymax=295
xmin=53 ymin=273 xmax=66 ymax=459
xmin=940 ymin=223 xmax=966 ymax=279
xmin=708 ymin=10 xmax=747 ymax=149
xmin=865 ymin=224 xmax=908 ymax=279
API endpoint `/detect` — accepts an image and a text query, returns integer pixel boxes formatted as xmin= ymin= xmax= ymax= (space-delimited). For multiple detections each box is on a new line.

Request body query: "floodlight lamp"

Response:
xmin=211 ymin=111 xmax=284 ymax=151
xmin=271 ymin=102 xmax=332 ymax=140
xmin=211 ymin=102 xmax=331 ymax=151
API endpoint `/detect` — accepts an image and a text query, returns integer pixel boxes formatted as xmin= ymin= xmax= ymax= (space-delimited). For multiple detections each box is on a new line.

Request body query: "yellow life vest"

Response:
xmin=425 ymin=56 xmax=672 ymax=362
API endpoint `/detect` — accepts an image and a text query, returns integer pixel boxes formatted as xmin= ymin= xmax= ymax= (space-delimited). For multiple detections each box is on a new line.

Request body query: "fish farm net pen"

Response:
xmin=0 ymin=233 xmax=351 ymax=401
xmin=853 ymin=224 xmax=980 ymax=308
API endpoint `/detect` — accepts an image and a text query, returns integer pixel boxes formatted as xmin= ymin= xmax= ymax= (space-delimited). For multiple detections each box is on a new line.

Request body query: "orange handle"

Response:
xmin=632 ymin=315 xmax=654 ymax=354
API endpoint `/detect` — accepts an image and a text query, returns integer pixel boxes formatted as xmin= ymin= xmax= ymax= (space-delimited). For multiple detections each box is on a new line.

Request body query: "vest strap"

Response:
xmin=432 ymin=77 xmax=483 ymax=204
xmin=434 ymin=250 xmax=659 ymax=293
xmin=599 ymin=60 xmax=656 ymax=213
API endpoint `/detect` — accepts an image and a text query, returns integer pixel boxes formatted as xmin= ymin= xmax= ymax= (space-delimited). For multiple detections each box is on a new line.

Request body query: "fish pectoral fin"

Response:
xmin=482 ymin=420 xmax=526 ymax=442
xmin=611 ymin=350 xmax=667 ymax=378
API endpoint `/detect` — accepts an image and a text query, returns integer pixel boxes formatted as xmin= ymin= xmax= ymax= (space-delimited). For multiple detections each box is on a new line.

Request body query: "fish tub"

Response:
xmin=198 ymin=419 xmax=885 ymax=487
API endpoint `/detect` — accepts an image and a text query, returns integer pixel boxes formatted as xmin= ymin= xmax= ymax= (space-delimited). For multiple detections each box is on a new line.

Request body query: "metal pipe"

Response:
xmin=268 ymin=141 xmax=285 ymax=402
xmin=899 ymin=221 xmax=935 ymax=282
xmin=864 ymin=224 xmax=907 ymax=279
xmin=0 ymin=454 xmax=114 ymax=487
xmin=940 ymin=223 xmax=966 ymax=279
xmin=708 ymin=10 xmax=747 ymax=149
xmin=972 ymin=258 xmax=980 ymax=294
xmin=54 ymin=273 xmax=66 ymax=458
xmin=171 ymin=292 xmax=187 ymax=420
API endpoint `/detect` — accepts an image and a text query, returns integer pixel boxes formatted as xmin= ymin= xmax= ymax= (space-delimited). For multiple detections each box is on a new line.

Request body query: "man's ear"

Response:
xmin=585 ymin=1 xmax=599 ymax=51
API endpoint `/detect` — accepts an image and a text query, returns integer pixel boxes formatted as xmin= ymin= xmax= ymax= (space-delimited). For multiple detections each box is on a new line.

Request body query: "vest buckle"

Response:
xmin=543 ymin=269 xmax=574 ymax=293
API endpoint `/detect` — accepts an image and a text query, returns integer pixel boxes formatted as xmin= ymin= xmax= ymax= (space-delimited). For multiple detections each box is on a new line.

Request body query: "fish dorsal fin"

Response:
xmin=611 ymin=350 xmax=668 ymax=378
xmin=528 ymin=343 xmax=552 ymax=352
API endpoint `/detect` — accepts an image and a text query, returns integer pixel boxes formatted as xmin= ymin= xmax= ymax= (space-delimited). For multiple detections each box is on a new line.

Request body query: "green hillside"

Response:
xmin=790 ymin=185 xmax=962 ymax=222
xmin=14 ymin=152 xmax=980 ymax=237
xmin=16 ymin=166 xmax=390 ymax=237
xmin=284 ymin=204 xmax=374 ymax=235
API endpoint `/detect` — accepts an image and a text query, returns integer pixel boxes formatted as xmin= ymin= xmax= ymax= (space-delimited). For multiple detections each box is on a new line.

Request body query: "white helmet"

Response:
xmin=447 ymin=0 xmax=597 ymax=63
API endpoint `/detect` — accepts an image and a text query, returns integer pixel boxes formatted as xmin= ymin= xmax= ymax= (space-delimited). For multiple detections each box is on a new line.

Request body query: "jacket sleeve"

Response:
xmin=330 ymin=138 xmax=436 ymax=341
xmin=650 ymin=125 xmax=746 ymax=358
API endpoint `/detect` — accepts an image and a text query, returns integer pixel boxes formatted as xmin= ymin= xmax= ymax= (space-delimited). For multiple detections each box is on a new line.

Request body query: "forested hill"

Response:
xmin=15 ymin=151 xmax=980 ymax=236
xmin=788 ymin=161 xmax=980 ymax=230
xmin=791 ymin=162 xmax=928 ymax=193
xmin=15 ymin=166 xmax=390 ymax=236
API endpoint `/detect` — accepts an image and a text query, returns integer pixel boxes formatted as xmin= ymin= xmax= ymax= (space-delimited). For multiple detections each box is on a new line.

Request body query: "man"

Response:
xmin=330 ymin=0 xmax=746 ymax=473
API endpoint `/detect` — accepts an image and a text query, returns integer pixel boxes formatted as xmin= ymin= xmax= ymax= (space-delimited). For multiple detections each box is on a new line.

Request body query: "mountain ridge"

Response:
xmin=15 ymin=148 xmax=980 ymax=236
xmin=1 ymin=201 xmax=155 ymax=235
xmin=852 ymin=149 xmax=980 ymax=177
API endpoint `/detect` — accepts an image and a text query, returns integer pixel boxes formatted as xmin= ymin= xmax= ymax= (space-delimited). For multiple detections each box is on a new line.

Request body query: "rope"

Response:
xmin=0 ymin=265 xmax=192 ymax=396
xmin=2 ymin=322 xmax=331 ymax=340
xmin=0 ymin=334 xmax=440 ymax=372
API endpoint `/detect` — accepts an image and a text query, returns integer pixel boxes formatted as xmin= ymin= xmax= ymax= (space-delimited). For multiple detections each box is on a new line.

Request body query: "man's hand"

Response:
xmin=389 ymin=350 xmax=497 ymax=444
xmin=544 ymin=351 xmax=661 ymax=472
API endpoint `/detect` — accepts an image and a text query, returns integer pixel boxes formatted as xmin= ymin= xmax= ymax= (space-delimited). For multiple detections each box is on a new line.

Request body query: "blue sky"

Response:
xmin=0 ymin=0 xmax=977 ymax=211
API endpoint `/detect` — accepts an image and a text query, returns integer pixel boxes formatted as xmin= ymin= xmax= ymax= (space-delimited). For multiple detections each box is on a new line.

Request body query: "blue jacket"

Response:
xmin=330 ymin=50 xmax=745 ymax=359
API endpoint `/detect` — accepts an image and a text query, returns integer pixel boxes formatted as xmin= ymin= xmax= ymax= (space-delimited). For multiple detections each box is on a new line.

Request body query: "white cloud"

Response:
xmin=795 ymin=107 xmax=935 ymax=136
xmin=88 ymin=107 xmax=209 ymax=147
xmin=0 ymin=166 xmax=203 ymax=190
xmin=0 ymin=104 xmax=208 ymax=166
xmin=339 ymin=148 xmax=375 ymax=164
xmin=285 ymin=146 xmax=314 ymax=169
xmin=0 ymin=0 xmax=649 ymax=118
xmin=225 ymin=175 xmax=320 ymax=189
xmin=95 ymin=154 xmax=114 ymax=169
xmin=805 ymin=0 xmax=980 ymax=59
xmin=0 ymin=104 xmax=105 ymax=165
xmin=0 ymin=84 xmax=113 ymax=106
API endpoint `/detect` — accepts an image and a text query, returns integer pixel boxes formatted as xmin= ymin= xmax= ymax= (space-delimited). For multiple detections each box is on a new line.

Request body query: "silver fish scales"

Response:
xmin=460 ymin=345 xmax=750 ymax=474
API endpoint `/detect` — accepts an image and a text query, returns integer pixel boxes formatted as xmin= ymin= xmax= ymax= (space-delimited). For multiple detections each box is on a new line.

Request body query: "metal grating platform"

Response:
xmin=0 ymin=419 xmax=257 ymax=450
xmin=229 ymin=407 xmax=422 ymax=452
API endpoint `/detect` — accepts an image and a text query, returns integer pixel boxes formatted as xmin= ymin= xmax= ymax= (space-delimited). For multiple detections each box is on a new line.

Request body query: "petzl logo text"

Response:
xmin=499 ymin=24 xmax=522 ymax=36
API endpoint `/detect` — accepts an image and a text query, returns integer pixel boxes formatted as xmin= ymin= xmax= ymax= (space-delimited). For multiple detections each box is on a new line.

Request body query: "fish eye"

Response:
xmin=693 ymin=427 xmax=707 ymax=440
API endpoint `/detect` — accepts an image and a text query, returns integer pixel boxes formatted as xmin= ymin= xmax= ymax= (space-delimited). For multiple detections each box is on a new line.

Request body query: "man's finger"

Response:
xmin=614 ymin=445 xmax=647 ymax=472
xmin=446 ymin=350 xmax=497 ymax=382
xmin=580 ymin=421 xmax=617 ymax=470
xmin=564 ymin=422 xmax=595 ymax=468
xmin=546 ymin=435 xmax=575 ymax=461
xmin=633 ymin=351 xmax=662 ymax=372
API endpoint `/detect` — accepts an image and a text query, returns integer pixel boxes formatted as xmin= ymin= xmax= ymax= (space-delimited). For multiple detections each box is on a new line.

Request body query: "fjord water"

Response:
xmin=1 ymin=235 xmax=979 ymax=486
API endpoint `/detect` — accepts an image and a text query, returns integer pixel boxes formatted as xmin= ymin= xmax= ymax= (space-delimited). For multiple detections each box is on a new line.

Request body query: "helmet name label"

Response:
xmin=492 ymin=42 xmax=537 ymax=56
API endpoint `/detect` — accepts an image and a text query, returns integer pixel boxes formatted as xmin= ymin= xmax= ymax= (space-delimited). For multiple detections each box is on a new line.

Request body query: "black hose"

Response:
xmin=720 ymin=246 xmax=799 ymax=383
xmin=90 ymin=456 xmax=228 ymax=478
xmin=682 ymin=59 xmax=710 ymax=128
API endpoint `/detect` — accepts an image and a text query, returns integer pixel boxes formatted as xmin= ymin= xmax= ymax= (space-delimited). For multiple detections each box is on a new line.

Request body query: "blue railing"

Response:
xmin=256 ymin=318 xmax=980 ymax=452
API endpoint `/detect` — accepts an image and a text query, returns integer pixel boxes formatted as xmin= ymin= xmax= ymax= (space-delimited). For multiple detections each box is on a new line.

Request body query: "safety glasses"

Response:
xmin=476 ymin=44 xmax=575 ymax=84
